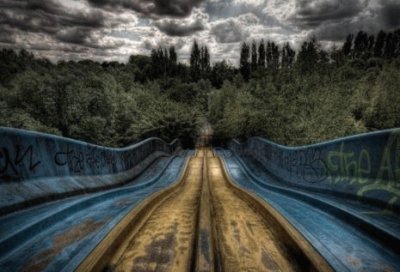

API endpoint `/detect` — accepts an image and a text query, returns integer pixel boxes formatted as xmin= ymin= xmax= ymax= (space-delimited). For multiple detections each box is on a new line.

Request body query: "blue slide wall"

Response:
xmin=229 ymin=129 xmax=400 ymax=211
xmin=0 ymin=127 xmax=181 ymax=214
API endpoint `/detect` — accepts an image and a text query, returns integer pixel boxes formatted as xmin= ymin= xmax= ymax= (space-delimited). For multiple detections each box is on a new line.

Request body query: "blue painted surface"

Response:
xmin=220 ymin=129 xmax=400 ymax=271
xmin=235 ymin=155 xmax=400 ymax=249
xmin=0 ymin=127 xmax=190 ymax=271
xmin=2 ymin=126 xmax=399 ymax=271
xmin=218 ymin=150 xmax=400 ymax=271
xmin=0 ymin=127 xmax=181 ymax=214
xmin=0 ymin=151 xmax=188 ymax=271
xmin=228 ymin=129 xmax=400 ymax=212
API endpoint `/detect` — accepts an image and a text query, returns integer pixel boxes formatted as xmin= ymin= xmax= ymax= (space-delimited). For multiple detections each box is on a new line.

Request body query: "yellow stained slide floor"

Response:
xmin=78 ymin=148 xmax=330 ymax=272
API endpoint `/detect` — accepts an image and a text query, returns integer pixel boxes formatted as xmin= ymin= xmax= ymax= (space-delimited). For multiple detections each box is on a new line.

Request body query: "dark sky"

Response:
xmin=1 ymin=0 xmax=399 ymax=64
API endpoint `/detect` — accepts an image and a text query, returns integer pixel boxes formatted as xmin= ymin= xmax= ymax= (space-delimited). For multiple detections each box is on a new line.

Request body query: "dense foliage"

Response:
xmin=211 ymin=29 xmax=400 ymax=145
xmin=1 ymin=29 xmax=399 ymax=147
xmin=0 ymin=50 xmax=203 ymax=147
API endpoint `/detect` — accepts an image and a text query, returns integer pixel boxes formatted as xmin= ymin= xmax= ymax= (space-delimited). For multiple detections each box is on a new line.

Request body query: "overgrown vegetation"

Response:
xmin=1 ymin=30 xmax=400 ymax=147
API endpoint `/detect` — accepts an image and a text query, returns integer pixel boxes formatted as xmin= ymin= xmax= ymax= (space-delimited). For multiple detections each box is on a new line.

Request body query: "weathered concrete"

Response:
xmin=218 ymin=148 xmax=400 ymax=271
xmin=80 ymin=148 xmax=329 ymax=272
xmin=0 ymin=154 xmax=187 ymax=271
xmin=229 ymin=129 xmax=400 ymax=212
xmin=0 ymin=127 xmax=181 ymax=214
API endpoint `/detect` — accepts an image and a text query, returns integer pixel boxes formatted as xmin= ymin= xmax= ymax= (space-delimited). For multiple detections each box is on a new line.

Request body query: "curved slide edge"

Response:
xmin=215 ymin=156 xmax=333 ymax=272
xmin=0 ymin=154 xmax=187 ymax=271
xmin=74 ymin=155 xmax=191 ymax=272
xmin=226 ymin=149 xmax=400 ymax=255
xmin=218 ymin=150 xmax=400 ymax=271
xmin=0 ymin=154 xmax=179 ymax=260
xmin=228 ymin=129 xmax=400 ymax=213
xmin=0 ymin=127 xmax=181 ymax=215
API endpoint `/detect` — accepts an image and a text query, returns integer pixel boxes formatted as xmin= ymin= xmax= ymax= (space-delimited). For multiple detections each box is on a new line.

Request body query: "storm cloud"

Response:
xmin=88 ymin=0 xmax=205 ymax=18
xmin=380 ymin=0 xmax=400 ymax=28
xmin=154 ymin=19 xmax=205 ymax=36
xmin=0 ymin=0 xmax=399 ymax=63
xmin=211 ymin=19 xmax=248 ymax=43
xmin=291 ymin=0 xmax=366 ymax=27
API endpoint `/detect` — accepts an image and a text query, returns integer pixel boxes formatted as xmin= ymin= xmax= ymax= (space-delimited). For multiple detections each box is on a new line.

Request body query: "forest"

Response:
xmin=1 ymin=29 xmax=400 ymax=147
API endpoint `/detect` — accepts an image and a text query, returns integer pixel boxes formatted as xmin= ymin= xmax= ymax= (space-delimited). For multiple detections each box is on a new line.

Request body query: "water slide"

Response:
xmin=219 ymin=128 xmax=400 ymax=271
xmin=1 ymin=127 xmax=399 ymax=271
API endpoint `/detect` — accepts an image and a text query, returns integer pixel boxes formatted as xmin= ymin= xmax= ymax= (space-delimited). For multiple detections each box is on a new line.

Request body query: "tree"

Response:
xmin=383 ymin=32 xmax=395 ymax=59
xmin=150 ymin=48 xmax=159 ymax=78
xmin=297 ymin=37 xmax=318 ymax=73
xmin=342 ymin=34 xmax=353 ymax=57
xmin=204 ymin=47 xmax=210 ymax=72
xmin=258 ymin=39 xmax=266 ymax=68
xmin=239 ymin=42 xmax=250 ymax=81
xmin=168 ymin=45 xmax=177 ymax=76
xmin=281 ymin=42 xmax=295 ymax=68
xmin=210 ymin=60 xmax=235 ymax=88
xmin=367 ymin=35 xmax=375 ymax=51
xmin=330 ymin=44 xmax=344 ymax=66
xmin=393 ymin=29 xmax=400 ymax=58
xmin=162 ymin=47 xmax=169 ymax=75
xmin=169 ymin=46 xmax=177 ymax=65
xmin=353 ymin=31 xmax=368 ymax=58
xmin=251 ymin=40 xmax=257 ymax=72
xmin=190 ymin=40 xmax=201 ymax=81
xmin=374 ymin=30 xmax=386 ymax=57
xmin=271 ymin=42 xmax=280 ymax=70
xmin=150 ymin=47 xmax=170 ymax=78
xmin=266 ymin=41 xmax=272 ymax=68
xmin=200 ymin=46 xmax=210 ymax=76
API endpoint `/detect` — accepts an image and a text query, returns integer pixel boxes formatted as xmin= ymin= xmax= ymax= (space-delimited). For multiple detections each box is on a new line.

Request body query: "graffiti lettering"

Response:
xmin=289 ymin=148 xmax=326 ymax=183
xmin=85 ymin=147 xmax=101 ymax=169
xmin=54 ymin=145 xmax=84 ymax=173
xmin=326 ymin=143 xmax=371 ymax=185
xmin=0 ymin=147 xmax=17 ymax=175
xmin=357 ymin=133 xmax=400 ymax=207
xmin=249 ymin=144 xmax=327 ymax=183
xmin=0 ymin=145 xmax=41 ymax=176
xmin=54 ymin=145 xmax=120 ymax=173
xmin=326 ymin=132 xmax=400 ymax=207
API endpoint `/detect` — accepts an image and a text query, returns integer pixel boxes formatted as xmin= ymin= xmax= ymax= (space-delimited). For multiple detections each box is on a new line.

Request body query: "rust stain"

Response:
xmin=83 ymin=148 xmax=329 ymax=272
xmin=208 ymin=156 xmax=302 ymax=272
xmin=22 ymin=218 xmax=107 ymax=271
xmin=347 ymin=255 xmax=361 ymax=267
xmin=108 ymin=156 xmax=204 ymax=272
xmin=131 ymin=230 xmax=177 ymax=272
xmin=262 ymin=248 xmax=279 ymax=271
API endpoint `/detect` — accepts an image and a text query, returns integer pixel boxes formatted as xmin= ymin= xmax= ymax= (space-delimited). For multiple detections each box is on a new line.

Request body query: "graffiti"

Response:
xmin=235 ymin=131 xmax=400 ymax=208
xmin=325 ymin=143 xmax=371 ymax=185
xmin=357 ymin=133 xmax=400 ymax=207
xmin=85 ymin=148 xmax=100 ymax=169
xmin=0 ymin=145 xmax=41 ymax=176
xmin=326 ymin=132 xmax=400 ymax=206
xmin=55 ymin=145 xmax=121 ymax=173
xmin=247 ymin=143 xmax=327 ymax=183
xmin=376 ymin=133 xmax=400 ymax=185
xmin=283 ymin=148 xmax=326 ymax=183
xmin=54 ymin=145 xmax=84 ymax=173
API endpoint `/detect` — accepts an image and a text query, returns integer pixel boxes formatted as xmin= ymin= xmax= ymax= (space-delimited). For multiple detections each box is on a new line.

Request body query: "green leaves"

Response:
xmin=0 ymin=45 xmax=399 ymax=148
xmin=208 ymin=61 xmax=389 ymax=145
